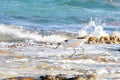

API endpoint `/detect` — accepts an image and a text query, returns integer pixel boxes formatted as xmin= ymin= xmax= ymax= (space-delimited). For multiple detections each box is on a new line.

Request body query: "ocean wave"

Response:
xmin=0 ymin=19 xmax=119 ymax=43
xmin=0 ymin=24 xmax=70 ymax=42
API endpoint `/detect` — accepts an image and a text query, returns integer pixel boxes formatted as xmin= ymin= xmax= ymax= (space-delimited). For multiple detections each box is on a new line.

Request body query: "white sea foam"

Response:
xmin=110 ymin=31 xmax=120 ymax=37
xmin=78 ymin=20 xmax=109 ymax=38
xmin=61 ymin=59 xmax=96 ymax=64
xmin=0 ymin=24 xmax=68 ymax=42
xmin=88 ymin=20 xmax=109 ymax=38
xmin=97 ymin=69 xmax=109 ymax=75
xmin=78 ymin=28 xmax=88 ymax=37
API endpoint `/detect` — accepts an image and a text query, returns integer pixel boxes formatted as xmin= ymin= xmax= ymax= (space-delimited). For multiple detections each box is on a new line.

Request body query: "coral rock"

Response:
xmin=88 ymin=37 xmax=98 ymax=44
xmin=99 ymin=36 xmax=110 ymax=44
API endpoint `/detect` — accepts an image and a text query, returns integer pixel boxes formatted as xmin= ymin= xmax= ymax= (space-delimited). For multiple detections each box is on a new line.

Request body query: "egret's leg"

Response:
xmin=80 ymin=46 xmax=84 ymax=55
xmin=55 ymin=43 xmax=61 ymax=49
xmin=69 ymin=48 xmax=76 ymax=58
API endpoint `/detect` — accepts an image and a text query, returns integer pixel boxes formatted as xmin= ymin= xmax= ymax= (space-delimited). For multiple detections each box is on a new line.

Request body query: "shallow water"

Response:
xmin=0 ymin=43 xmax=120 ymax=79
xmin=0 ymin=0 xmax=120 ymax=80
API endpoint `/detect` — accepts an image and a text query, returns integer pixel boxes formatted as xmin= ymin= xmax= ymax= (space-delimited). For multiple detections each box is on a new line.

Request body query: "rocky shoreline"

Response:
xmin=4 ymin=35 xmax=120 ymax=49
xmin=0 ymin=34 xmax=120 ymax=80
xmin=4 ymin=74 xmax=96 ymax=80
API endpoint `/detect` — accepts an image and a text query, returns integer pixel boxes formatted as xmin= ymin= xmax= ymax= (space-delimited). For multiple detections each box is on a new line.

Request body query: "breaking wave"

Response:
xmin=0 ymin=24 xmax=69 ymax=42
xmin=0 ymin=20 xmax=119 ymax=43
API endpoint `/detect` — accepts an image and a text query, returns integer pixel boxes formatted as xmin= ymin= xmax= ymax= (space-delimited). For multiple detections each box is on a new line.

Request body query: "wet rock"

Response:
xmin=4 ymin=74 xmax=97 ymax=80
xmin=77 ymin=35 xmax=90 ymax=39
xmin=39 ymin=74 xmax=97 ymax=80
xmin=98 ymin=57 xmax=108 ymax=62
xmin=5 ymin=77 xmax=36 ymax=80
xmin=22 ymin=77 xmax=35 ymax=80
xmin=86 ymin=74 xmax=96 ymax=80
xmin=45 ymin=75 xmax=56 ymax=80
xmin=39 ymin=75 xmax=57 ymax=80
xmin=99 ymin=36 xmax=110 ymax=44
xmin=55 ymin=74 xmax=67 ymax=80
xmin=110 ymin=36 xmax=120 ymax=44
xmin=88 ymin=37 xmax=98 ymax=44
xmin=5 ymin=77 xmax=18 ymax=80
xmin=8 ymin=43 xmax=26 ymax=48
xmin=86 ymin=35 xmax=120 ymax=44
xmin=74 ymin=75 xmax=86 ymax=80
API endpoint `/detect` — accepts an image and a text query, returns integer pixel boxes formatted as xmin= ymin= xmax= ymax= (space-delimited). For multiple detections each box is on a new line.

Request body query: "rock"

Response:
xmin=77 ymin=35 xmax=90 ymax=39
xmin=86 ymin=74 xmax=96 ymax=80
xmin=74 ymin=75 xmax=86 ymax=80
xmin=99 ymin=36 xmax=110 ymax=44
xmin=88 ymin=37 xmax=98 ymax=44
xmin=110 ymin=36 xmax=120 ymax=44
xmin=22 ymin=77 xmax=34 ymax=80
xmin=5 ymin=77 xmax=35 ymax=80
xmin=56 ymin=74 xmax=66 ymax=80
xmin=98 ymin=57 xmax=108 ymax=62
xmin=86 ymin=35 xmax=120 ymax=44
xmin=5 ymin=77 xmax=18 ymax=80
xmin=45 ymin=75 xmax=56 ymax=80
xmin=4 ymin=74 xmax=97 ymax=80
xmin=8 ymin=43 xmax=26 ymax=48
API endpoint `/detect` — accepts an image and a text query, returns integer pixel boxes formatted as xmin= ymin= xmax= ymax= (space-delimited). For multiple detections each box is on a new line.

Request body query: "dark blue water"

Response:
xmin=0 ymin=0 xmax=120 ymax=32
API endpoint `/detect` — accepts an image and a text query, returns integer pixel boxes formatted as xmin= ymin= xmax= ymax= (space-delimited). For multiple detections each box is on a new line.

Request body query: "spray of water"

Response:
xmin=79 ymin=20 xmax=109 ymax=38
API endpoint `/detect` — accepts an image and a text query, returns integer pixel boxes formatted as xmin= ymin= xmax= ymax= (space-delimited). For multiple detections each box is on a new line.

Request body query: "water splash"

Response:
xmin=79 ymin=20 xmax=109 ymax=38
xmin=110 ymin=31 xmax=120 ymax=37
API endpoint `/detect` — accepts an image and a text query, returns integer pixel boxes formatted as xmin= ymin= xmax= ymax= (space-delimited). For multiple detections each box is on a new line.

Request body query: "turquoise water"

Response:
xmin=0 ymin=0 xmax=120 ymax=32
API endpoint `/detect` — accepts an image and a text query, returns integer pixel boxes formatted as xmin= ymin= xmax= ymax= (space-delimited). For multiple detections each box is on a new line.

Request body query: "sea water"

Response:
xmin=0 ymin=0 xmax=120 ymax=79
xmin=0 ymin=0 xmax=120 ymax=42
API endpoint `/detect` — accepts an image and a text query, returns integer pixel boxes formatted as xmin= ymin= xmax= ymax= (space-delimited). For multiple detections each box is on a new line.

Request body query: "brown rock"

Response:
xmin=5 ymin=77 xmax=18 ymax=80
xmin=87 ymin=74 xmax=96 ymax=80
xmin=110 ymin=36 xmax=120 ymax=44
xmin=99 ymin=36 xmax=110 ymax=44
xmin=22 ymin=77 xmax=34 ymax=80
xmin=77 ymin=35 xmax=90 ymax=39
xmin=5 ymin=77 xmax=36 ymax=80
xmin=45 ymin=75 xmax=56 ymax=80
xmin=88 ymin=37 xmax=98 ymax=44
xmin=99 ymin=57 xmax=108 ymax=62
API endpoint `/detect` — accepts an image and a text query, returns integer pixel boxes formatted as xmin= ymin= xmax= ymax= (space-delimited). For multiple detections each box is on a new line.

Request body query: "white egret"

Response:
xmin=55 ymin=37 xmax=88 ymax=58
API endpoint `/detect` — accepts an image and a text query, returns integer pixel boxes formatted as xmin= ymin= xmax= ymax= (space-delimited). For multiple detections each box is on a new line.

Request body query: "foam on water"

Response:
xmin=0 ymin=20 xmax=119 ymax=43
xmin=110 ymin=31 xmax=120 ymax=37
xmin=0 ymin=1 xmax=120 ymax=79
xmin=0 ymin=24 xmax=68 ymax=42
